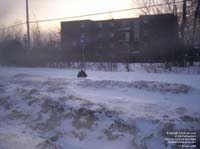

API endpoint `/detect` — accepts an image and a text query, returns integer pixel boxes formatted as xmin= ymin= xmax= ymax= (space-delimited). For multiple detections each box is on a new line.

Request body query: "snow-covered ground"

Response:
xmin=47 ymin=62 xmax=200 ymax=74
xmin=0 ymin=67 xmax=199 ymax=149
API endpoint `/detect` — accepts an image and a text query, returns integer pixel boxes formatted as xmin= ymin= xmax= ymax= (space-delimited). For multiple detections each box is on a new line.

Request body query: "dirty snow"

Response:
xmin=0 ymin=67 xmax=199 ymax=149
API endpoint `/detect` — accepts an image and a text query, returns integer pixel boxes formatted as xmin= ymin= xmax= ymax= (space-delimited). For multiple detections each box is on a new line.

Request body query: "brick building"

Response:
xmin=61 ymin=13 xmax=179 ymax=62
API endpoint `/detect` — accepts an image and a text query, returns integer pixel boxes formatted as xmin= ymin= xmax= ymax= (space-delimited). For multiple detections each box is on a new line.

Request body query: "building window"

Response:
xmin=97 ymin=23 xmax=103 ymax=28
xmin=97 ymin=33 xmax=103 ymax=38
xmin=143 ymin=30 xmax=148 ymax=38
xmin=110 ymin=43 xmax=114 ymax=48
xmin=97 ymin=43 xmax=103 ymax=49
xmin=134 ymin=31 xmax=139 ymax=42
xmin=80 ymin=32 xmax=86 ymax=39
xmin=143 ymin=17 xmax=149 ymax=24
xmin=120 ymin=21 xmax=129 ymax=28
xmin=122 ymin=43 xmax=130 ymax=48
xmin=119 ymin=32 xmax=130 ymax=41
xmin=109 ymin=22 xmax=114 ymax=27
xmin=80 ymin=32 xmax=87 ymax=44
xmin=80 ymin=22 xmax=86 ymax=28
xmin=110 ymin=32 xmax=115 ymax=38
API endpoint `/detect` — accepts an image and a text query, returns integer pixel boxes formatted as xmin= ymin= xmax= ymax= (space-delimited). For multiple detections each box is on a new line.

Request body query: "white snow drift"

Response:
xmin=0 ymin=67 xmax=199 ymax=149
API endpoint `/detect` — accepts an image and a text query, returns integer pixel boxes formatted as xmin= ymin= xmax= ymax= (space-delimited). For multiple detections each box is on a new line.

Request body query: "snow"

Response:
xmin=0 ymin=124 xmax=44 ymax=149
xmin=47 ymin=62 xmax=200 ymax=74
xmin=0 ymin=67 xmax=200 ymax=149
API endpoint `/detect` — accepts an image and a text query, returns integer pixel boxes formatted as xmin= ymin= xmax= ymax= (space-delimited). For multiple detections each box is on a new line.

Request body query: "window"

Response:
xmin=80 ymin=33 xmax=87 ymax=44
xmin=122 ymin=43 xmax=130 ymax=48
xmin=97 ymin=23 xmax=103 ymax=28
xmin=143 ymin=17 xmax=149 ymax=24
xmin=143 ymin=30 xmax=148 ymax=38
xmin=109 ymin=22 xmax=114 ymax=27
xmin=120 ymin=21 xmax=129 ymax=28
xmin=97 ymin=43 xmax=103 ymax=49
xmin=134 ymin=31 xmax=139 ymax=42
xmin=97 ymin=33 xmax=103 ymax=38
xmin=80 ymin=33 xmax=86 ymax=39
xmin=110 ymin=43 xmax=114 ymax=48
xmin=126 ymin=32 xmax=130 ymax=41
xmin=119 ymin=32 xmax=130 ymax=41
xmin=110 ymin=32 xmax=115 ymax=38
xmin=80 ymin=22 xmax=86 ymax=28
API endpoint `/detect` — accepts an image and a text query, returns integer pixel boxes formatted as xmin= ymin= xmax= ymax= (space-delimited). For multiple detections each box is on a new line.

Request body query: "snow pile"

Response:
xmin=0 ymin=67 xmax=200 ymax=149
xmin=0 ymin=76 xmax=137 ymax=149
xmin=77 ymin=79 xmax=192 ymax=94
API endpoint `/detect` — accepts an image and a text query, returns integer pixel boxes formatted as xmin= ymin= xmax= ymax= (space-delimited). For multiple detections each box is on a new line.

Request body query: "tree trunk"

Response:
xmin=180 ymin=0 xmax=187 ymax=43
xmin=192 ymin=0 xmax=200 ymax=45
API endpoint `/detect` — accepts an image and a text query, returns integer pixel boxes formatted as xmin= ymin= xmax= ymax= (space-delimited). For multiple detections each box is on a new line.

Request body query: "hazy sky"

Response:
xmin=0 ymin=0 xmax=138 ymax=31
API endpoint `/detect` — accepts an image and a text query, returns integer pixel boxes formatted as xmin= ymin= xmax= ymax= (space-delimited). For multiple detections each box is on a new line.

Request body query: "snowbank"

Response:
xmin=47 ymin=62 xmax=200 ymax=74
xmin=0 ymin=67 xmax=199 ymax=149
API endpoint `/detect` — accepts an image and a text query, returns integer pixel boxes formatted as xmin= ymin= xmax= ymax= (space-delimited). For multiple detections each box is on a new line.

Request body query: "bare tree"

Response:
xmin=0 ymin=20 xmax=24 ymax=42
xmin=180 ymin=0 xmax=187 ymax=43
xmin=192 ymin=0 xmax=200 ymax=45
xmin=31 ymin=22 xmax=42 ymax=48
xmin=164 ymin=0 xmax=178 ymax=15
xmin=12 ymin=20 xmax=24 ymax=41
xmin=135 ymin=0 xmax=179 ymax=15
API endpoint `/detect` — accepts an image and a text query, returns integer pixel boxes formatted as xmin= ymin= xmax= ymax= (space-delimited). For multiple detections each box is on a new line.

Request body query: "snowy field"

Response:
xmin=47 ymin=62 xmax=200 ymax=74
xmin=0 ymin=67 xmax=199 ymax=149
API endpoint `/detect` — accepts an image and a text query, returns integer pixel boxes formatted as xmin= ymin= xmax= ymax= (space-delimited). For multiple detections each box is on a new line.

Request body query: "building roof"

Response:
xmin=61 ymin=13 xmax=176 ymax=24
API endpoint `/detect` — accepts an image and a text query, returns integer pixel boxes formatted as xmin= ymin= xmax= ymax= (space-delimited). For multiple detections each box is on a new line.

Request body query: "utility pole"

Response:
xmin=26 ymin=0 xmax=30 ymax=49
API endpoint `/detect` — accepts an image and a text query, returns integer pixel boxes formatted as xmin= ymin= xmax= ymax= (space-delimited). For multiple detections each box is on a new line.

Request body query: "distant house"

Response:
xmin=61 ymin=14 xmax=179 ymax=62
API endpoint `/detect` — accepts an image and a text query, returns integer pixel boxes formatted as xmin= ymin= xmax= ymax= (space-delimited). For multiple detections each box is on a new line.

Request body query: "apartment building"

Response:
xmin=61 ymin=13 xmax=179 ymax=62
